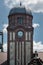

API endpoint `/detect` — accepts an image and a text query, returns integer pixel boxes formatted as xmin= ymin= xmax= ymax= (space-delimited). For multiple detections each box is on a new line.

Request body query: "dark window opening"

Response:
xmin=17 ymin=17 xmax=23 ymax=24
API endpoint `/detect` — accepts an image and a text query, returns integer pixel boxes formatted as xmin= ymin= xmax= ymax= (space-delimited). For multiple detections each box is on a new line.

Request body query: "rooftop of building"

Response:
xmin=9 ymin=3 xmax=32 ymax=16
xmin=0 ymin=52 xmax=43 ymax=65
xmin=0 ymin=52 xmax=7 ymax=65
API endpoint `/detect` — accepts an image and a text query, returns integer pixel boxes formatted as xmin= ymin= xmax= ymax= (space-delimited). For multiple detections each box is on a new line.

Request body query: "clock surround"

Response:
xmin=17 ymin=31 xmax=24 ymax=38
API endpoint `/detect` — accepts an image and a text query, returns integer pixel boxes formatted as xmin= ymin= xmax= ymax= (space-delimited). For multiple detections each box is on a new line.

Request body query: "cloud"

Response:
xmin=3 ymin=24 xmax=8 ymax=33
xmin=3 ymin=43 xmax=7 ymax=52
xmin=33 ymin=41 xmax=43 ymax=52
xmin=4 ymin=0 xmax=43 ymax=12
xmin=33 ymin=23 xmax=40 ymax=28
xmin=31 ymin=1 xmax=43 ymax=13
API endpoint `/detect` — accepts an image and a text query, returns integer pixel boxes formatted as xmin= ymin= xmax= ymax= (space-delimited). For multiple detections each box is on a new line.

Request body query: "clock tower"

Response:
xmin=7 ymin=5 xmax=33 ymax=65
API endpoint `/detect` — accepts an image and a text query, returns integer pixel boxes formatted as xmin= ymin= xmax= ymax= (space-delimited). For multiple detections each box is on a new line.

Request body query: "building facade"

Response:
xmin=7 ymin=5 xmax=34 ymax=65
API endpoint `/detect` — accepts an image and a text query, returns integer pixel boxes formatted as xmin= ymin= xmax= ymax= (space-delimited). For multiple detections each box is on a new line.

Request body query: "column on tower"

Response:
xmin=15 ymin=41 xmax=25 ymax=65
xmin=21 ymin=41 xmax=24 ymax=65
xmin=10 ymin=42 xmax=15 ymax=65
xmin=26 ymin=42 xmax=31 ymax=65
xmin=15 ymin=41 xmax=18 ymax=65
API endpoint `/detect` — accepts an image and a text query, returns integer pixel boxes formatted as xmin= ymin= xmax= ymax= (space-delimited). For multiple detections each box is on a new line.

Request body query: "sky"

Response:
xmin=0 ymin=0 xmax=43 ymax=52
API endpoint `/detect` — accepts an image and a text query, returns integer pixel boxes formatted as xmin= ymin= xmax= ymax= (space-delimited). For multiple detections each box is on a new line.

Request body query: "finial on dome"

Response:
xmin=20 ymin=2 xmax=22 ymax=6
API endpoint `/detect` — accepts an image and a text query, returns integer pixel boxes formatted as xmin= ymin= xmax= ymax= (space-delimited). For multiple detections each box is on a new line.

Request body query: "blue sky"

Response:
xmin=0 ymin=0 xmax=43 ymax=52
xmin=33 ymin=13 xmax=43 ymax=42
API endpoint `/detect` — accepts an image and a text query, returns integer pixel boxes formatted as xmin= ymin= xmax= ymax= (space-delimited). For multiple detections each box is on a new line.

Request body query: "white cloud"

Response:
xmin=3 ymin=43 xmax=7 ymax=52
xmin=33 ymin=41 xmax=43 ymax=52
xmin=4 ymin=0 xmax=43 ymax=12
xmin=33 ymin=23 xmax=40 ymax=28
xmin=3 ymin=24 xmax=8 ymax=33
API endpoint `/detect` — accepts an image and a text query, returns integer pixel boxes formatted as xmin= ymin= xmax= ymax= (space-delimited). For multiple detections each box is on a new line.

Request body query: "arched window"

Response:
xmin=17 ymin=17 xmax=23 ymax=24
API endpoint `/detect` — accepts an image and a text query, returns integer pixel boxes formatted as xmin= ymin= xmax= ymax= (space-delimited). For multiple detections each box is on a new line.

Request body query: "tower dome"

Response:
xmin=9 ymin=6 xmax=32 ymax=16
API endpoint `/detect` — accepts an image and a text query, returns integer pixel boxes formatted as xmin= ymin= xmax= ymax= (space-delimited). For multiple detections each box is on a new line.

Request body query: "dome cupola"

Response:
xmin=9 ymin=5 xmax=32 ymax=16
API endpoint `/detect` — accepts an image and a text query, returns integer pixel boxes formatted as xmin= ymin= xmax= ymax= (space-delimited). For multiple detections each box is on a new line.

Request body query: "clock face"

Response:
xmin=18 ymin=31 xmax=23 ymax=38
